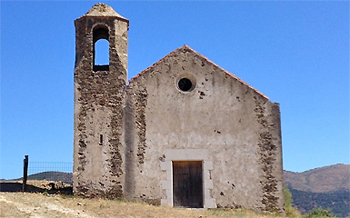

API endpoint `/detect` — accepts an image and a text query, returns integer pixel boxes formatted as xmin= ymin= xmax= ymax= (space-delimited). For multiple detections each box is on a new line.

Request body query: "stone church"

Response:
xmin=73 ymin=3 xmax=284 ymax=212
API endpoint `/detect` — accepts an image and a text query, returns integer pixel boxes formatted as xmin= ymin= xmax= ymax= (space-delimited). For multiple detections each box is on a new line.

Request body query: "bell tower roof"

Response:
xmin=78 ymin=3 xmax=128 ymax=21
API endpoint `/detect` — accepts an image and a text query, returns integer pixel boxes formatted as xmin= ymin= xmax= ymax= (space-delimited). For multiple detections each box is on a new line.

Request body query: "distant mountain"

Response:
xmin=284 ymin=164 xmax=350 ymax=217
xmin=290 ymin=188 xmax=349 ymax=217
xmin=14 ymin=171 xmax=72 ymax=185
xmin=284 ymin=164 xmax=350 ymax=193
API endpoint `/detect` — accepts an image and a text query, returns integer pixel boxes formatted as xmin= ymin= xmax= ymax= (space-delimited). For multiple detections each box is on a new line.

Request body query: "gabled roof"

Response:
xmin=129 ymin=45 xmax=268 ymax=100
xmin=76 ymin=3 xmax=129 ymax=23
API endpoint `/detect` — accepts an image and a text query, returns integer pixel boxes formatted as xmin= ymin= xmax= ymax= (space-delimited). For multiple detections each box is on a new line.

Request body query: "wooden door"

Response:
xmin=173 ymin=161 xmax=203 ymax=208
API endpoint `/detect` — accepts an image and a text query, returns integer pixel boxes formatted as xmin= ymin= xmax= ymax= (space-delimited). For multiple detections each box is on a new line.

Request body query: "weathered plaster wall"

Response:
xmin=73 ymin=10 xmax=128 ymax=198
xmin=73 ymin=4 xmax=284 ymax=212
xmin=127 ymin=46 xmax=284 ymax=212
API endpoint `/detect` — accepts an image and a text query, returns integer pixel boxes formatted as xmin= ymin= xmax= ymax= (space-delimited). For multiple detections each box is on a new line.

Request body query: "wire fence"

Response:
xmin=27 ymin=162 xmax=73 ymax=185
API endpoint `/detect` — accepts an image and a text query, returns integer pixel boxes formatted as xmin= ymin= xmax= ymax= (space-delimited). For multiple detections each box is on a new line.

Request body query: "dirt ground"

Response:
xmin=0 ymin=192 xmax=282 ymax=218
xmin=0 ymin=181 xmax=281 ymax=218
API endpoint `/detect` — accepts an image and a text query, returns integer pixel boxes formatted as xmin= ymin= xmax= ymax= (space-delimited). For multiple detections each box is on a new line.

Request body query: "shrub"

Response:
xmin=284 ymin=186 xmax=301 ymax=217
xmin=304 ymin=208 xmax=335 ymax=218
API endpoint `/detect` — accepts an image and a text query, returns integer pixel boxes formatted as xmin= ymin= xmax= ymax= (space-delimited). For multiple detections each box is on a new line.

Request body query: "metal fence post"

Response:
xmin=22 ymin=155 xmax=28 ymax=192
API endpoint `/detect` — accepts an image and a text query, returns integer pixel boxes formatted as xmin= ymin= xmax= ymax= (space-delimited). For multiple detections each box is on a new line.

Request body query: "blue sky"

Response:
xmin=1 ymin=1 xmax=349 ymax=179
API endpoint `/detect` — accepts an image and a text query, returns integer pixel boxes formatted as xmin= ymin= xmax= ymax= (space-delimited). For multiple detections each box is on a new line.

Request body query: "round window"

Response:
xmin=176 ymin=73 xmax=196 ymax=92
xmin=178 ymin=78 xmax=193 ymax=92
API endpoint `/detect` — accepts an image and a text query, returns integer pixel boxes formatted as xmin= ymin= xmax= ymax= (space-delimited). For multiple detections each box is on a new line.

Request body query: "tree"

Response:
xmin=284 ymin=186 xmax=301 ymax=217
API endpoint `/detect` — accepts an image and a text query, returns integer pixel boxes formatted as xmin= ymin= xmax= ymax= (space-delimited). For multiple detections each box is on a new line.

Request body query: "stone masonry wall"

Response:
xmin=73 ymin=14 xmax=128 ymax=198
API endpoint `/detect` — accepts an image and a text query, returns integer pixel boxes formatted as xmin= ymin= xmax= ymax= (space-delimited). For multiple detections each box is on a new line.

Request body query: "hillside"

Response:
xmin=284 ymin=164 xmax=350 ymax=217
xmin=14 ymin=171 xmax=72 ymax=185
xmin=284 ymin=164 xmax=350 ymax=193
xmin=289 ymin=188 xmax=350 ymax=217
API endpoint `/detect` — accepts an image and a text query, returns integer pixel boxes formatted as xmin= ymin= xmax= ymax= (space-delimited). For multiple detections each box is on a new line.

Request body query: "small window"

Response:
xmin=99 ymin=134 xmax=103 ymax=145
xmin=176 ymin=74 xmax=196 ymax=92
xmin=178 ymin=78 xmax=193 ymax=92
xmin=93 ymin=26 xmax=109 ymax=71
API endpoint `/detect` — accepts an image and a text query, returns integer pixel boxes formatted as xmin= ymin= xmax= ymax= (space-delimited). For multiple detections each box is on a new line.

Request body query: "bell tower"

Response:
xmin=73 ymin=3 xmax=129 ymax=197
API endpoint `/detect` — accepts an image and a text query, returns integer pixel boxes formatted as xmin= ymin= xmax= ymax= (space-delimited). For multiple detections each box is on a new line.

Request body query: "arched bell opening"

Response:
xmin=93 ymin=26 xmax=109 ymax=71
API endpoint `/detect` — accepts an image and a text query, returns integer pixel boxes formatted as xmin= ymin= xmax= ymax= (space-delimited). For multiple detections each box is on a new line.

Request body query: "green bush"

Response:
xmin=284 ymin=186 xmax=301 ymax=217
xmin=304 ymin=208 xmax=335 ymax=218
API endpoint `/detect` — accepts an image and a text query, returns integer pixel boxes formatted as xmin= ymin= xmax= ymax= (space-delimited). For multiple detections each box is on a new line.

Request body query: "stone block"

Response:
xmin=204 ymin=198 xmax=217 ymax=208
xmin=204 ymin=179 xmax=213 ymax=189
xmin=165 ymin=149 xmax=208 ymax=161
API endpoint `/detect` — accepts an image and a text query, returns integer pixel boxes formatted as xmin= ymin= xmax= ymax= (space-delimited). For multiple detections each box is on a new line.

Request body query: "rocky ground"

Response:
xmin=0 ymin=180 xmax=72 ymax=194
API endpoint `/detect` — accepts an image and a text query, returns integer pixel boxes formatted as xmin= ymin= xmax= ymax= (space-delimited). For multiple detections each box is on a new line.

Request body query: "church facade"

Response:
xmin=73 ymin=3 xmax=284 ymax=212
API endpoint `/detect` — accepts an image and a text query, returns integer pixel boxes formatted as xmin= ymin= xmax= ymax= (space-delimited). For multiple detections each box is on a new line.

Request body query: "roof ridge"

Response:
xmin=188 ymin=47 xmax=268 ymax=99
xmin=128 ymin=45 xmax=188 ymax=83
xmin=76 ymin=3 xmax=129 ymax=23
xmin=129 ymin=45 xmax=268 ymax=100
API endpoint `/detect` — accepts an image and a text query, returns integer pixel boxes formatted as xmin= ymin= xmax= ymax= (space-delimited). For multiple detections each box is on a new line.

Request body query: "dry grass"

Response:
xmin=0 ymin=192 xmax=283 ymax=218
